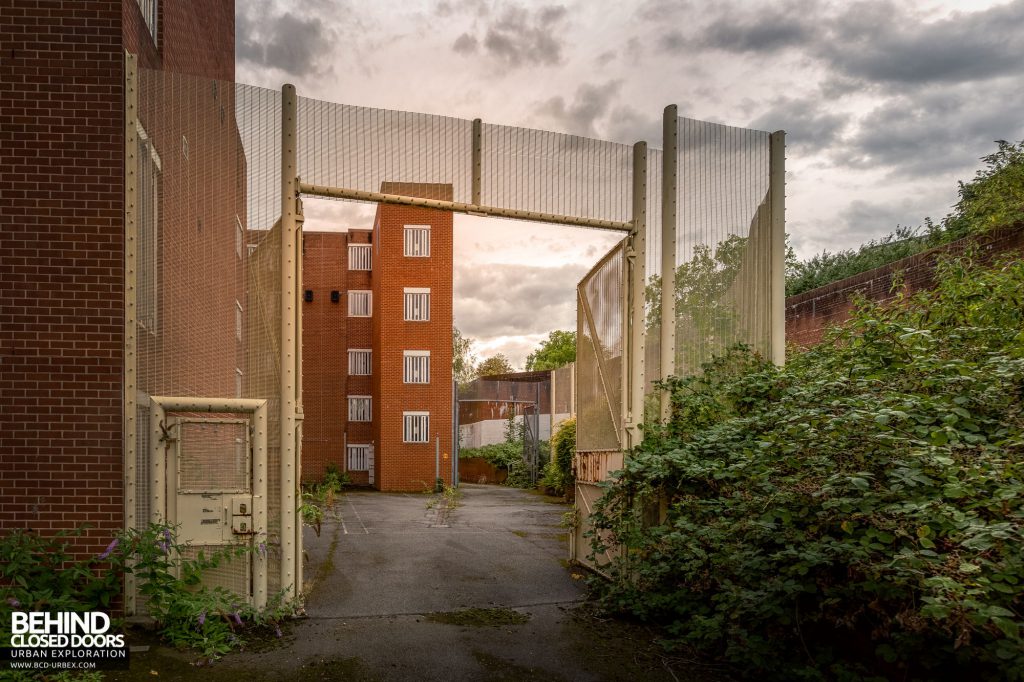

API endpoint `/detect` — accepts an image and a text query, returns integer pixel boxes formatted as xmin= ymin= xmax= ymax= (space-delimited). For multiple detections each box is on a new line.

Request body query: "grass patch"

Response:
xmin=426 ymin=607 xmax=530 ymax=628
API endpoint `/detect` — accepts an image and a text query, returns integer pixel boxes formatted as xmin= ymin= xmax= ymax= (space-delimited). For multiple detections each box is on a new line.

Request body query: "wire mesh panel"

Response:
xmin=673 ymin=118 xmax=773 ymax=376
xmin=178 ymin=420 xmax=249 ymax=492
xmin=480 ymin=125 xmax=632 ymax=224
xmin=133 ymin=67 xmax=283 ymax=605
xmin=297 ymin=100 xmax=474 ymax=203
xmin=576 ymin=243 xmax=625 ymax=453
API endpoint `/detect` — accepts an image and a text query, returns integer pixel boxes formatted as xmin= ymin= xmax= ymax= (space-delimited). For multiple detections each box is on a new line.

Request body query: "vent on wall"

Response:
xmin=304 ymin=290 xmax=313 ymax=303
xmin=331 ymin=290 xmax=340 ymax=303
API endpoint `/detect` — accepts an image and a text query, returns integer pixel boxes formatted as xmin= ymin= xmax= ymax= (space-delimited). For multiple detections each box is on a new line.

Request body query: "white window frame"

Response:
xmin=235 ymin=300 xmax=243 ymax=341
xmin=348 ymin=243 xmax=371 ymax=271
xmin=403 ymin=287 xmax=430 ymax=322
xmin=403 ymin=351 xmax=430 ymax=384
xmin=136 ymin=121 xmax=161 ymax=335
xmin=348 ymin=396 xmax=372 ymax=422
xmin=403 ymin=411 xmax=430 ymax=443
xmin=403 ymin=225 xmax=430 ymax=257
xmin=235 ymin=216 xmax=243 ymax=259
xmin=348 ymin=290 xmax=372 ymax=317
xmin=134 ymin=0 xmax=158 ymax=44
xmin=346 ymin=444 xmax=371 ymax=471
xmin=235 ymin=368 xmax=243 ymax=398
xmin=348 ymin=349 xmax=372 ymax=376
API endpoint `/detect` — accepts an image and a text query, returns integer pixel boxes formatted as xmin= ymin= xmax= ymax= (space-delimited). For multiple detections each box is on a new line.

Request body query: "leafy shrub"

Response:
xmin=1 ymin=524 xmax=297 ymax=662
xmin=590 ymin=254 xmax=1024 ymax=680
xmin=787 ymin=139 xmax=1024 ymax=297
xmin=541 ymin=417 xmax=576 ymax=496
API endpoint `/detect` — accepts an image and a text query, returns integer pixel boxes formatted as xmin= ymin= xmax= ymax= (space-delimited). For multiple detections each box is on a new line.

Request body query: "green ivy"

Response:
xmin=590 ymin=254 xmax=1024 ymax=680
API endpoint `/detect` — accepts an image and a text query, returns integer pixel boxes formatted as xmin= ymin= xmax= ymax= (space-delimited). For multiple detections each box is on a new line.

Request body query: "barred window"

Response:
xmin=136 ymin=122 xmax=161 ymax=334
xmin=403 ymin=225 xmax=430 ymax=257
xmin=348 ymin=349 xmax=371 ymax=376
xmin=347 ymin=444 xmax=370 ymax=471
xmin=403 ymin=288 xmax=430 ymax=321
xmin=348 ymin=290 xmax=371 ymax=317
xmin=235 ymin=216 xmax=243 ymax=259
xmin=403 ymin=412 xmax=429 ymax=443
xmin=348 ymin=244 xmax=371 ymax=270
xmin=134 ymin=0 xmax=158 ymax=43
xmin=348 ymin=396 xmax=372 ymax=422
xmin=403 ymin=351 xmax=430 ymax=384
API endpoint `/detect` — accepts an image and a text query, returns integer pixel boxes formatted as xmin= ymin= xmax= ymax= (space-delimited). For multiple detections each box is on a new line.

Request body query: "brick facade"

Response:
xmin=786 ymin=224 xmax=1024 ymax=347
xmin=0 ymin=1 xmax=234 ymax=555
xmin=301 ymin=189 xmax=454 ymax=492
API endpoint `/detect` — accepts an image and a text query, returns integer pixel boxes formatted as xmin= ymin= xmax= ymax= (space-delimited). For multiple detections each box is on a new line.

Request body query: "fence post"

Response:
xmin=280 ymin=83 xmax=298 ymax=600
xmin=660 ymin=105 xmax=678 ymax=419
xmin=770 ymin=131 xmax=787 ymax=366
xmin=122 ymin=50 xmax=139 ymax=615
xmin=627 ymin=141 xmax=647 ymax=449
xmin=472 ymin=118 xmax=483 ymax=207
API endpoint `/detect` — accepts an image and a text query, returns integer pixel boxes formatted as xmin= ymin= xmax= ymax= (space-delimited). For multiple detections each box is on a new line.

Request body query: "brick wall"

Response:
xmin=0 ymin=1 xmax=126 ymax=554
xmin=786 ymin=224 xmax=1024 ymax=347
xmin=372 ymin=185 xmax=455 ymax=491
xmin=0 ymin=0 xmax=235 ymax=555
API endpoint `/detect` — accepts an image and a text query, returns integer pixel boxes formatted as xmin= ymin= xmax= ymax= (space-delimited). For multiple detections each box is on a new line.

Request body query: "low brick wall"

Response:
xmin=458 ymin=457 xmax=508 ymax=485
xmin=786 ymin=224 xmax=1024 ymax=347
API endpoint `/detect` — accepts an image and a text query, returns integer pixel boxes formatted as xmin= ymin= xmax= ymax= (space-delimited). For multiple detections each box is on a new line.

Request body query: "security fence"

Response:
xmin=125 ymin=53 xmax=783 ymax=600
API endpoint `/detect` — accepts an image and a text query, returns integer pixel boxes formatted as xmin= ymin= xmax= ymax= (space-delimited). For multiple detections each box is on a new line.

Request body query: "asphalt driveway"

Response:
xmin=303 ymin=484 xmax=582 ymax=618
xmin=113 ymin=484 xmax=712 ymax=681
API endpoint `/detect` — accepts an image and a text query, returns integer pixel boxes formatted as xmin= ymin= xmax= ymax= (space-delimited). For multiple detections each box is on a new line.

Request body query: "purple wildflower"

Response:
xmin=258 ymin=542 xmax=267 ymax=558
xmin=274 ymin=625 xmax=282 ymax=638
xmin=97 ymin=538 xmax=119 ymax=560
xmin=7 ymin=597 xmax=20 ymax=608
xmin=156 ymin=540 xmax=169 ymax=554
xmin=162 ymin=528 xmax=172 ymax=544
xmin=198 ymin=611 xmax=206 ymax=627
xmin=233 ymin=612 xmax=243 ymax=626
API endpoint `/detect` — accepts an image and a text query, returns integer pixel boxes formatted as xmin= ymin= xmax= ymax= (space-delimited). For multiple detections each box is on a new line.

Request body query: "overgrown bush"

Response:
xmin=590 ymin=254 xmax=1024 ymax=680
xmin=459 ymin=411 xmax=547 ymax=488
xmin=787 ymin=139 xmax=1024 ymax=297
xmin=1 ymin=524 xmax=298 ymax=663
xmin=541 ymin=417 xmax=575 ymax=496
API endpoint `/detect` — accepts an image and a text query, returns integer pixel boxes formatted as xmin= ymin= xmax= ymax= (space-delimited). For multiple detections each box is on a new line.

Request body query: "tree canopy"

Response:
xmin=525 ymin=330 xmax=576 ymax=371
xmin=476 ymin=353 xmax=514 ymax=377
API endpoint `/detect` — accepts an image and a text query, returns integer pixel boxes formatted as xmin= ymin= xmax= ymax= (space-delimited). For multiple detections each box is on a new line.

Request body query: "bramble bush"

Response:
xmin=589 ymin=254 xmax=1024 ymax=680
xmin=1 ymin=523 xmax=298 ymax=663
xmin=541 ymin=417 xmax=576 ymax=497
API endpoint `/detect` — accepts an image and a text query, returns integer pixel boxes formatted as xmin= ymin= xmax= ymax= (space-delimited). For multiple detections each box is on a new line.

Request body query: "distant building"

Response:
xmin=301 ymin=184 xmax=454 ymax=491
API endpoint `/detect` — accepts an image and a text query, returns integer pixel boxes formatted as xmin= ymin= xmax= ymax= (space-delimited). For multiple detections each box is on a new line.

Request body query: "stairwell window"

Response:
xmin=348 ymin=290 xmax=371 ymax=317
xmin=403 ymin=412 xmax=429 ymax=443
xmin=403 ymin=351 xmax=430 ymax=384
xmin=403 ymin=225 xmax=430 ymax=257
xmin=348 ymin=244 xmax=371 ymax=270
xmin=348 ymin=396 xmax=371 ymax=422
xmin=403 ymin=288 xmax=430 ymax=321
xmin=347 ymin=444 xmax=370 ymax=471
xmin=348 ymin=349 xmax=371 ymax=376
xmin=135 ymin=0 xmax=158 ymax=43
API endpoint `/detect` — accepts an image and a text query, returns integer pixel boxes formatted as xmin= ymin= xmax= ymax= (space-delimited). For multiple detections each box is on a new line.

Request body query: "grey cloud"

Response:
xmin=536 ymin=81 xmax=622 ymax=138
xmin=835 ymin=199 xmax=927 ymax=245
xmin=821 ymin=0 xmax=1024 ymax=86
xmin=454 ymin=263 xmax=585 ymax=337
xmin=698 ymin=1 xmax=817 ymax=54
xmin=748 ymin=97 xmax=849 ymax=153
xmin=636 ymin=0 xmax=691 ymax=22
xmin=841 ymin=81 xmax=1024 ymax=178
xmin=605 ymin=106 xmax=661 ymax=146
xmin=453 ymin=33 xmax=478 ymax=54
xmin=237 ymin=8 xmax=334 ymax=77
xmin=452 ymin=3 xmax=569 ymax=68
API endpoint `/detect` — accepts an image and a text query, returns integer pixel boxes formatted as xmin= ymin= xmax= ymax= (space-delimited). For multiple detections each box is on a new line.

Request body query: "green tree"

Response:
xmin=452 ymin=326 xmax=477 ymax=386
xmin=476 ymin=353 xmax=514 ymax=377
xmin=525 ymin=330 xmax=576 ymax=370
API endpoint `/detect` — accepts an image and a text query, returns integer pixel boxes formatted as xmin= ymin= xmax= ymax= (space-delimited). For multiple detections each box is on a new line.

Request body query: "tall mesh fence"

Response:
xmin=133 ymin=67 xmax=284 ymax=605
xmin=672 ymin=118 xmax=773 ymax=376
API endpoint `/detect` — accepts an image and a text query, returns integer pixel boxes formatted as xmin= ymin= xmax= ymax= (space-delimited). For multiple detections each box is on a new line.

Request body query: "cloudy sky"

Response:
xmin=236 ymin=0 xmax=1024 ymax=367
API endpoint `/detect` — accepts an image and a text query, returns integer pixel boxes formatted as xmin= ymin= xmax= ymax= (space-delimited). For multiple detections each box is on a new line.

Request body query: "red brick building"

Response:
xmin=0 ymin=1 xmax=236 ymax=553
xmin=301 ymin=187 xmax=454 ymax=491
